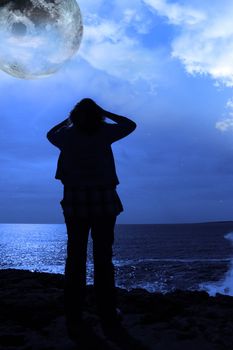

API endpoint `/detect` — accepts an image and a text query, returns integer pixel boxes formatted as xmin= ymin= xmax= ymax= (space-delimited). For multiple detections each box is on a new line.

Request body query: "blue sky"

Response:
xmin=1 ymin=0 xmax=233 ymax=224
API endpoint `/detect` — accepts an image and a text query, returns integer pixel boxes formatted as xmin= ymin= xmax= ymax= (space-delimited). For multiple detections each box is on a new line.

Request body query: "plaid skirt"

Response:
xmin=60 ymin=185 xmax=124 ymax=218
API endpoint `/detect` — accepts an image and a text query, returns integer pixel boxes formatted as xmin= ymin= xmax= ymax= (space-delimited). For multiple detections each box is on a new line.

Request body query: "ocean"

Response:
xmin=1 ymin=222 xmax=233 ymax=296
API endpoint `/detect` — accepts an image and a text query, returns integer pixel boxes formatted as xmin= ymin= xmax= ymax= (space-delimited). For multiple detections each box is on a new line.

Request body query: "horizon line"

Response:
xmin=0 ymin=220 xmax=233 ymax=225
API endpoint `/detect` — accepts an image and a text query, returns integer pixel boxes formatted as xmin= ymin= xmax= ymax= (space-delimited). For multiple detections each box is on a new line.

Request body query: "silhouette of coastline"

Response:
xmin=1 ymin=269 xmax=233 ymax=350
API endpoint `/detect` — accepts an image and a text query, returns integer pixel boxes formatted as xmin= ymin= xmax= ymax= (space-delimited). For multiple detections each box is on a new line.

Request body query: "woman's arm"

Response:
xmin=47 ymin=118 xmax=70 ymax=138
xmin=47 ymin=118 xmax=71 ymax=147
xmin=103 ymin=110 xmax=136 ymax=128
xmin=102 ymin=110 xmax=137 ymax=143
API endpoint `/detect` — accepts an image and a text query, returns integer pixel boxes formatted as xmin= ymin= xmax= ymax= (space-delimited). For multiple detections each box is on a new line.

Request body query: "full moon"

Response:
xmin=0 ymin=0 xmax=83 ymax=79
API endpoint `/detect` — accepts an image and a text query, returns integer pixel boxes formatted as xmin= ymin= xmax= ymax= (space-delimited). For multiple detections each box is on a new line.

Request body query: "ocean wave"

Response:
xmin=113 ymin=258 xmax=231 ymax=267
xmin=200 ymin=231 xmax=233 ymax=296
xmin=225 ymin=231 xmax=233 ymax=242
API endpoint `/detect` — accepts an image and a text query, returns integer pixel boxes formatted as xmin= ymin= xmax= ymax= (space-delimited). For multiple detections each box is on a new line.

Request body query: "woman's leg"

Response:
xmin=64 ymin=214 xmax=91 ymax=324
xmin=91 ymin=215 xmax=117 ymax=321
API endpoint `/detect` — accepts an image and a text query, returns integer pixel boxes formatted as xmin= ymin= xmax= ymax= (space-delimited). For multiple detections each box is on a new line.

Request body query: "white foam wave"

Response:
xmin=225 ymin=232 xmax=233 ymax=242
xmin=113 ymin=257 xmax=230 ymax=268
xmin=200 ymin=231 xmax=233 ymax=296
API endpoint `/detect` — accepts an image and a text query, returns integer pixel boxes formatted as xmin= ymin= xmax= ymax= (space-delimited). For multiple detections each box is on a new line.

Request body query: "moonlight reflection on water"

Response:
xmin=0 ymin=0 xmax=83 ymax=79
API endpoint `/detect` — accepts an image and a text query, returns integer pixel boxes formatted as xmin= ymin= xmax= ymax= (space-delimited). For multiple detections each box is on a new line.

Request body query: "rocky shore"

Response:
xmin=1 ymin=269 xmax=233 ymax=349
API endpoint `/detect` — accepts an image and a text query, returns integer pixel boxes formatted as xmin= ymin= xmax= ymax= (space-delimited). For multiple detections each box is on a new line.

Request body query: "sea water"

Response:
xmin=1 ymin=222 xmax=233 ymax=296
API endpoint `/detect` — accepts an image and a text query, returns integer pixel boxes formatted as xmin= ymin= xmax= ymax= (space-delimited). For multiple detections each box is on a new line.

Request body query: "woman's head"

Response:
xmin=70 ymin=98 xmax=105 ymax=132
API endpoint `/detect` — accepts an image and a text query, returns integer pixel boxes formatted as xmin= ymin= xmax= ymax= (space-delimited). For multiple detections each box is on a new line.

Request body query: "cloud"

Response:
xmin=142 ymin=0 xmax=233 ymax=132
xmin=170 ymin=1 xmax=233 ymax=87
xmin=216 ymin=118 xmax=233 ymax=132
xmin=77 ymin=0 xmax=233 ymax=92
xmin=141 ymin=0 xmax=233 ymax=88
xmin=76 ymin=0 xmax=167 ymax=90
xmin=144 ymin=0 xmax=206 ymax=25
xmin=216 ymin=98 xmax=233 ymax=131
xmin=79 ymin=15 xmax=162 ymax=88
xmin=122 ymin=8 xmax=152 ymax=34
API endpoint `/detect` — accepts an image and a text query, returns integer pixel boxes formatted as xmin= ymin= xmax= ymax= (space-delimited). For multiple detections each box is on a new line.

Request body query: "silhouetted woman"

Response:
xmin=47 ymin=98 xmax=136 ymax=340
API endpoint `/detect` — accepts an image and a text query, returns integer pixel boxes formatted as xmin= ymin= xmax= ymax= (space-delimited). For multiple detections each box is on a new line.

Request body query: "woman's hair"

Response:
xmin=69 ymin=98 xmax=105 ymax=132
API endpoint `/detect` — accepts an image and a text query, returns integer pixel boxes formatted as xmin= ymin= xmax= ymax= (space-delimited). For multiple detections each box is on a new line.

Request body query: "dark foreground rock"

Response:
xmin=1 ymin=269 xmax=233 ymax=350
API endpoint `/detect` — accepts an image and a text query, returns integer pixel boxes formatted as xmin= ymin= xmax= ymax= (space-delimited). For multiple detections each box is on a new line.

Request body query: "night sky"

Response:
xmin=1 ymin=0 xmax=233 ymax=224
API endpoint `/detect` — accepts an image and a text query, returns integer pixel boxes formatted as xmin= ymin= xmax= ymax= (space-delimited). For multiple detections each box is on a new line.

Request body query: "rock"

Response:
xmin=1 ymin=269 xmax=233 ymax=350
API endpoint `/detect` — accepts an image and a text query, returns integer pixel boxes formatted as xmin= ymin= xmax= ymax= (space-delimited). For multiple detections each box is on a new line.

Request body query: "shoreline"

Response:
xmin=1 ymin=269 xmax=233 ymax=349
xmin=0 ymin=265 xmax=229 ymax=297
